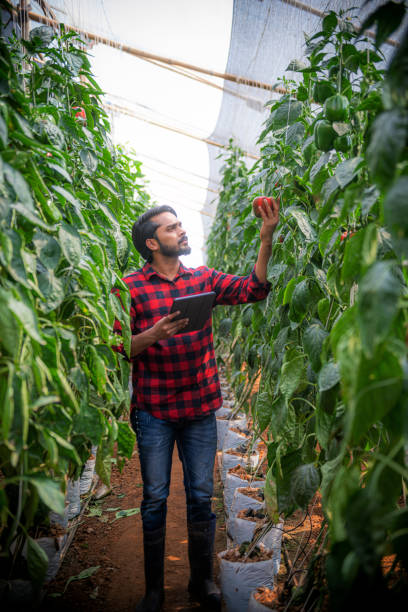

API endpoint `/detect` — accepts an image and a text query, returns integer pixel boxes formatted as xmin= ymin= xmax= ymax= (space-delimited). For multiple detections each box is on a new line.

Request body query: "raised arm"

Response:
xmin=254 ymin=197 xmax=280 ymax=283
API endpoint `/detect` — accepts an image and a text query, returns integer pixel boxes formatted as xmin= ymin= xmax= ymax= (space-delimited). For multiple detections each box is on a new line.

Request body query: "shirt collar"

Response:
xmin=142 ymin=261 xmax=193 ymax=281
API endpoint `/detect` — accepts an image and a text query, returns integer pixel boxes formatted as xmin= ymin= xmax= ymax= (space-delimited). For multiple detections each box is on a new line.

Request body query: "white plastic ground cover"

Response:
xmin=218 ymin=550 xmax=275 ymax=612
xmin=79 ymin=445 xmax=98 ymax=495
xmin=229 ymin=486 xmax=263 ymax=517
xmin=248 ymin=589 xmax=276 ymax=612
xmin=66 ymin=478 xmax=81 ymax=520
xmin=226 ymin=516 xmax=284 ymax=571
xmin=224 ymin=472 xmax=265 ymax=516
xmin=221 ymin=449 xmax=259 ymax=482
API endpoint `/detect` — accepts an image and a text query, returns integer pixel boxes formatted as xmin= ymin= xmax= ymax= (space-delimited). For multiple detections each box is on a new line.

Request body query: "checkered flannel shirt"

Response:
xmin=112 ymin=261 xmax=270 ymax=421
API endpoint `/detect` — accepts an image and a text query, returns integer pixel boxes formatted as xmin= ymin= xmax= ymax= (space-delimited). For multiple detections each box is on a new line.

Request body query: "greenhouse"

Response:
xmin=0 ymin=0 xmax=407 ymax=610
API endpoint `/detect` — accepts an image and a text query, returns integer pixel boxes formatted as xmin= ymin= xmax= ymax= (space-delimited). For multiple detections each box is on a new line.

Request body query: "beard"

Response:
xmin=156 ymin=237 xmax=191 ymax=257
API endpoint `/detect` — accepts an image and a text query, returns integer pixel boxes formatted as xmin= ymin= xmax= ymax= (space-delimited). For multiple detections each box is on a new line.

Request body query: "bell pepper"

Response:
xmin=334 ymin=134 xmax=352 ymax=152
xmin=314 ymin=120 xmax=336 ymax=152
xmin=313 ymin=80 xmax=335 ymax=104
xmin=324 ymin=94 xmax=349 ymax=122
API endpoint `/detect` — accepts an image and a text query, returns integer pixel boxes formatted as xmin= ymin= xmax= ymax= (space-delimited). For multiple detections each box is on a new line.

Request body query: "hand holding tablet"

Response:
xmin=169 ymin=291 xmax=216 ymax=334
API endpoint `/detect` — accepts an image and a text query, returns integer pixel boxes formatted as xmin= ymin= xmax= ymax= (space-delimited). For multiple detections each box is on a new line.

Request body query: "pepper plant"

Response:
xmin=208 ymin=3 xmax=408 ymax=607
xmin=0 ymin=16 xmax=148 ymax=584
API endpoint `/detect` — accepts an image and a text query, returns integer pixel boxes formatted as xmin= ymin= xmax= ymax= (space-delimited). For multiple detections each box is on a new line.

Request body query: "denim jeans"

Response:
xmin=130 ymin=409 xmax=217 ymax=531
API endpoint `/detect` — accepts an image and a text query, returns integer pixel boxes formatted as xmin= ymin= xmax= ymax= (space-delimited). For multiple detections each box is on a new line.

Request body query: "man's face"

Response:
xmin=148 ymin=212 xmax=191 ymax=258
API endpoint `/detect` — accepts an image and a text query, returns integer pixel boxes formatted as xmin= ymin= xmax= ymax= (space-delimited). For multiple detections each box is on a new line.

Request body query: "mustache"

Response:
xmin=179 ymin=236 xmax=188 ymax=244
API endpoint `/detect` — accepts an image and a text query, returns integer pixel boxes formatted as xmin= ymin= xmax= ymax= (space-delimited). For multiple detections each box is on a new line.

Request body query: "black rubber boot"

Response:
xmin=187 ymin=515 xmax=221 ymax=610
xmin=135 ymin=525 xmax=165 ymax=612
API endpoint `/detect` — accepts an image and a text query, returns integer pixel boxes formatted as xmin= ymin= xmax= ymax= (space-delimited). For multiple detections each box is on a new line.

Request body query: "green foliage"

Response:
xmin=209 ymin=5 xmax=408 ymax=606
xmin=0 ymin=21 xmax=149 ymax=580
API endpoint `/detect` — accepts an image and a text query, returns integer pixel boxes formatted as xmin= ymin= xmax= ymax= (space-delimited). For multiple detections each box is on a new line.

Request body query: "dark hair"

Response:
xmin=132 ymin=205 xmax=177 ymax=262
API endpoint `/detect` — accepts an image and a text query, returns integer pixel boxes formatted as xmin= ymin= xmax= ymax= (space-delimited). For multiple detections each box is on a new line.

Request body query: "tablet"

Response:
xmin=170 ymin=291 xmax=216 ymax=334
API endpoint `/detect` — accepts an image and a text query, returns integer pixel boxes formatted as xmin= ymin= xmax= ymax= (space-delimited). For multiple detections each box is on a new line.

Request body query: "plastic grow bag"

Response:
xmin=224 ymin=472 xmax=265 ymax=516
xmin=218 ymin=550 xmax=275 ymax=612
xmin=230 ymin=486 xmax=264 ymax=517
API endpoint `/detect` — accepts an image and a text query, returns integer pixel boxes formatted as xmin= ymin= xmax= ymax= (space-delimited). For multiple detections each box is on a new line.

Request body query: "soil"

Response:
xmin=228 ymin=464 xmax=265 ymax=481
xmin=237 ymin=487 xmax=264 ymax=502
xmin=223 ymin=448 xmax=256 ymax=458
xmin=237 ymin=509 xmax=266 ymax=523
xmin=42 ymin=446 xmax=227 ymax=612
xmin=254 ymin=586 xmax=279 ymax=608
xmin=228 ymin=427 xmax=247 ymax=436
xmin=222 ymin=545 xmax=273 ymax=563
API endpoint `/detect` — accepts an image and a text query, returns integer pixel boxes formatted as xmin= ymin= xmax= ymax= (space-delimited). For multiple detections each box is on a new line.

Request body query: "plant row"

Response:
xmin=0 ymin=17 xmax=147 ymax=587
xmin=207 ymin=4 xmax=408 ymax=608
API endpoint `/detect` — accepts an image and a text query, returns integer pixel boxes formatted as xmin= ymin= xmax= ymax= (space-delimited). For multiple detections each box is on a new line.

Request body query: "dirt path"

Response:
xmin=43 ymin=447 xmax=226 ymax=611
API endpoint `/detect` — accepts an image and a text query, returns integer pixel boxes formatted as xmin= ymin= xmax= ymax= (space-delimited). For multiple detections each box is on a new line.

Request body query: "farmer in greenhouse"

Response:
xmin=112 ymin=200 xmax=279 ymax=612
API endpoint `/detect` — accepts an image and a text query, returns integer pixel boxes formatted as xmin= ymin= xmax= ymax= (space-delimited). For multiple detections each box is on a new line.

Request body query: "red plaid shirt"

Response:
xmin=113 ymin=262 xmax=270 ymax=421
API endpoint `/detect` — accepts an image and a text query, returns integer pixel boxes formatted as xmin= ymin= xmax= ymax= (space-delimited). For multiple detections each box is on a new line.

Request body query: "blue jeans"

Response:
xmin=131 ymin=409 xmax=217 ymax=531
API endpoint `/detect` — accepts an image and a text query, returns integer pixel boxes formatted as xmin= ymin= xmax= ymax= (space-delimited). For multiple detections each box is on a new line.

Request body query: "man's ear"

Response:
xmin=146 ymin=237 xmax=159 ymax=253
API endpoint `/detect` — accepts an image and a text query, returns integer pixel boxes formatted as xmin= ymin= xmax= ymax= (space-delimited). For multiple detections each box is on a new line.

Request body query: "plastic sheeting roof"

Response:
xmin=21 ymin=0 xmax=408 ymax=266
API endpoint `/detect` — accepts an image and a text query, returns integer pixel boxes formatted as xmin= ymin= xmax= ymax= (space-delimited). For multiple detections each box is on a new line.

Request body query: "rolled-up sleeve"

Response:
xmin=210 ymin=266 xmax=271 ymax=306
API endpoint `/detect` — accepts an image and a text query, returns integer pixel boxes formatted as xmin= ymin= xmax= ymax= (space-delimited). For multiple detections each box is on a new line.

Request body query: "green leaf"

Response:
xmin=72 ymin=400 xmax=104 ymax=446
xmin=264 ymin=467 xmax=279 ymax=522
xmin=95 ymin=177 xmax=119 ymax=198
xmin=361 ymin=185 xmax=379 ymax=216
xmin=29 ymin=25 xmax=54 ymax=45
xmin=33 ymin=230 xmax=61 ymax=268
xmin=288 ymin=209 xmax=316 ymax=241
xmin=58 ymin=222 xmax=82 ymax=265
xmin=286 ymin=59 xmax=307 ymax=71
xmin=360 ymin=1 xmax=406 ymax=47
xmin=116 ymin=421 xmax=135 ymax=460
xmin=317 ymin=297 xmax=330 ymax=324
xmin=269 ymin=99 xmax=303 ymax=131
xmin=318 ymin=362 xmax=340 ymax=392
xmin=283 ymin=276 xmax=306 ymax=305
xmin=63 ymin=566 xmax=100 ymax=593
xmin=290 ymin=463 xmax=320 ymax=508
xmin=341 ymin=229 xmax=365 ymax=284
xmin=96 ymin=436 xmax=114 ymax=486
xmin=218 ymin=318 xmax=233 ymax=336
xmin=384 ymin=176 xmax=408 ymax=258
xmin=111 ymin=507 xmax=140 ymax=522
xmin=357 ymin=262 xmax=401 ymax=358
xmin=37 ymin=269 xmax=65 ymax=313
xmin=0 ymin=289 xmax=21 ymax=356
xmin=48 ymin=163 xmax=72 ymax=184
xmin=51 ymin=185 xmax=82 ymax=210
xmin=276 ymin=448 xmax=303 ymax=514
xmin=284 ymin=122 xmax=305 ymax=146
xmin=290 ymin=279 xmax=315 ymax=321
xmin=12 ymin=203 xmax=56 ymax=231
xmin=280 ymin=353 xmax=305 ymax=402
xmin=255 ymin=392 xmax=273 ymax=434
xmin=366 ymin=110 xmax=407 ymax=188
xmin=322 ymin=11 xmax=337 ymax=33
xmin=27 ymin=537 xmax=49 ymax=586
xmin=0 ymin=114 xmax=8 ymax=147
xmin=29 ymin=477 xmax=65 ymax=514
xmin=350 ymin=349 xmax=403 ymax=443
xmin=4 ymin=163 xmax=34 ymax=210
xmin=80 ymin=148 xmax=98 ymax=173
xmin=303 ymin=324 xmax=328 ymax=371
xmin=334 ymin=157 xmax=363 ymax=190
xmin=8 ymin=295 xmax=44 ymax=344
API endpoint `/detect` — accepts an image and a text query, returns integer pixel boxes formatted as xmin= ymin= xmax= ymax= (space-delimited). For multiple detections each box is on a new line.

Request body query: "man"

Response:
xmin=113 ymin=199 xmax=279 ymax=612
